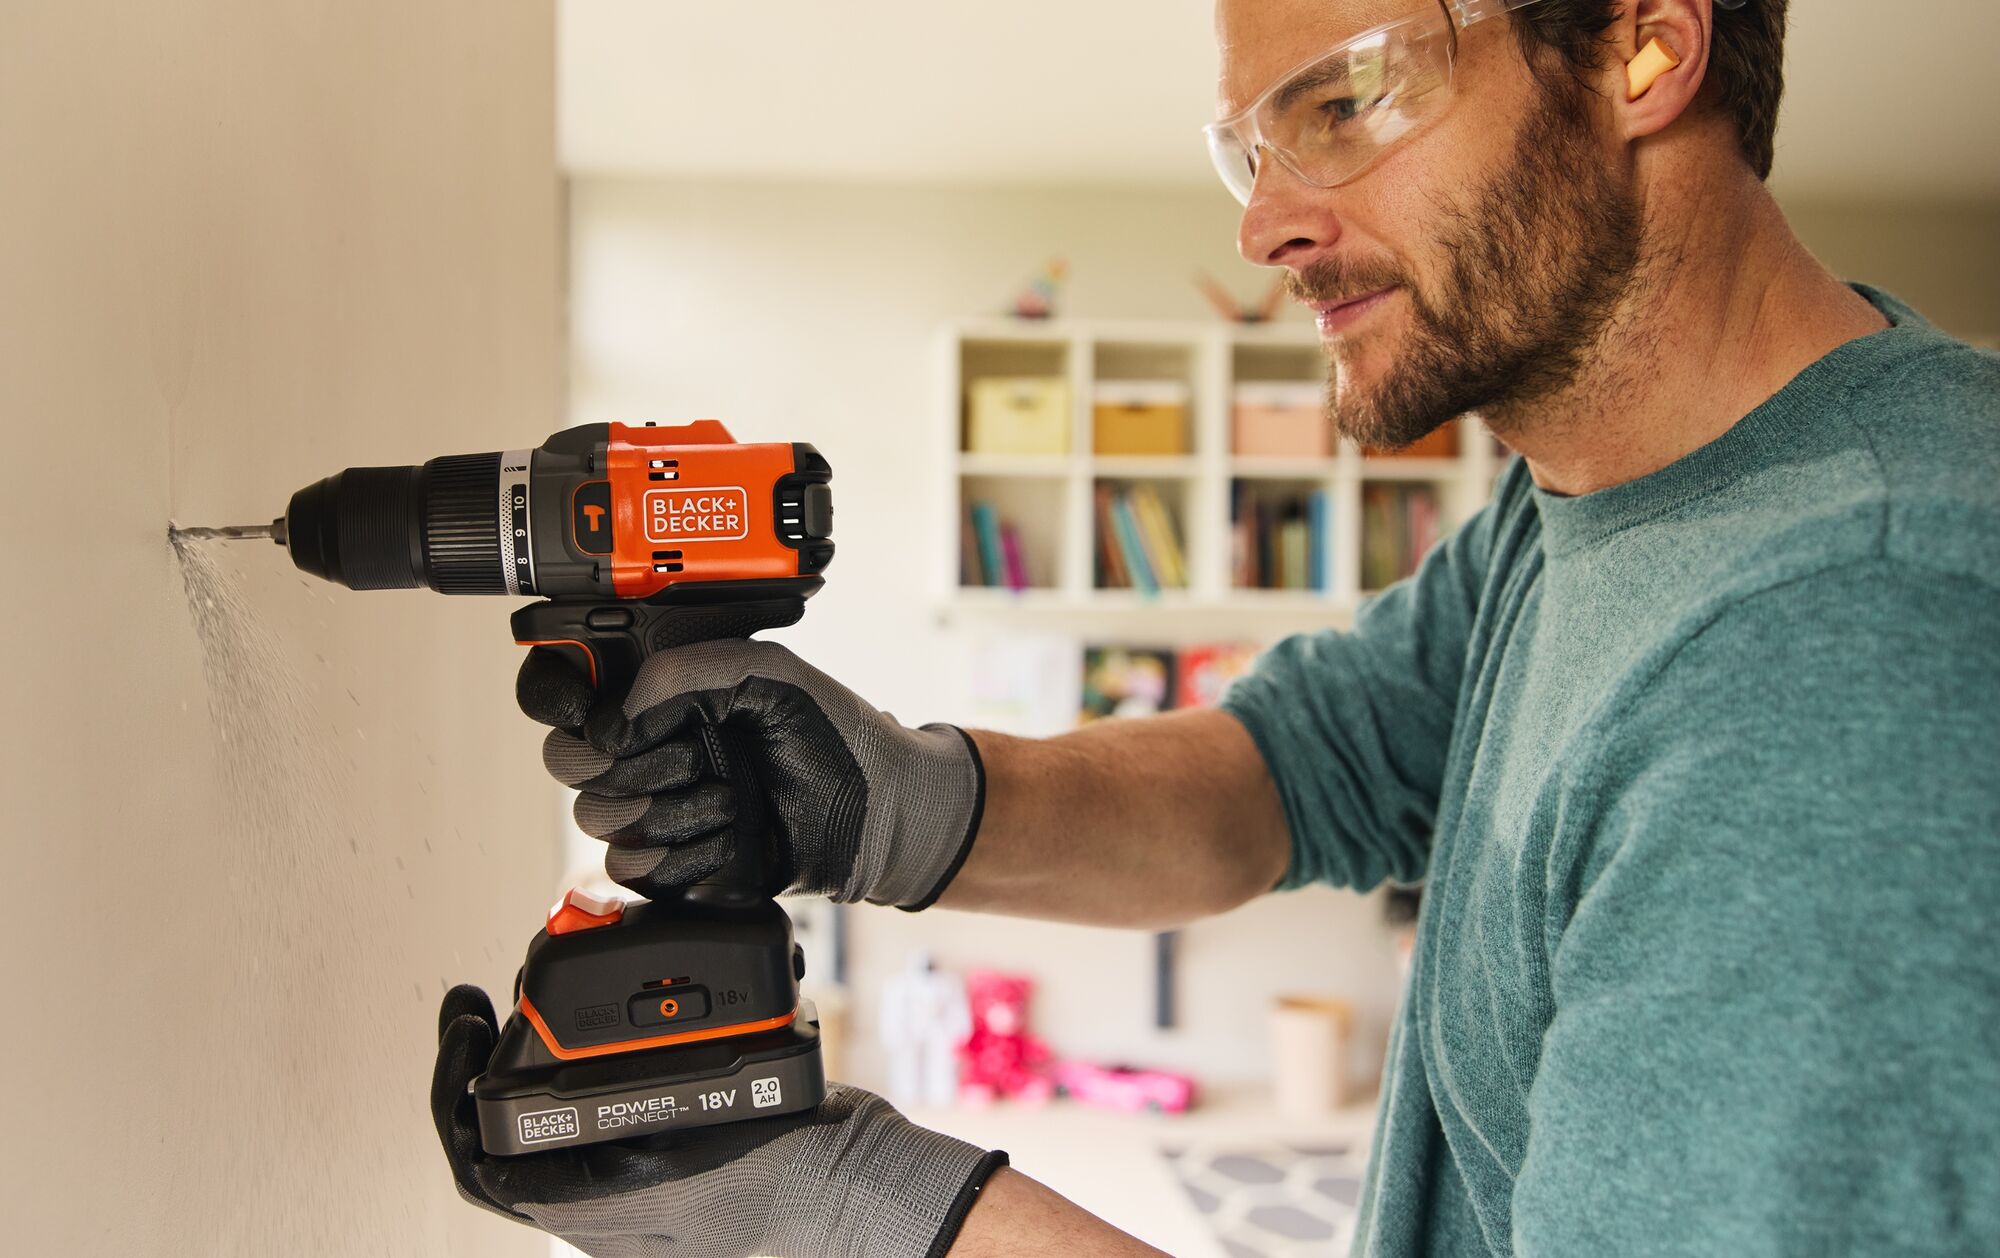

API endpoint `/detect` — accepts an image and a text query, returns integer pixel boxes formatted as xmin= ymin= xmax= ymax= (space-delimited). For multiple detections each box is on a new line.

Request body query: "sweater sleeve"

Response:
xmin=1220 ymin=466 xmax=1516 ymax=891
xmin=1514 ymin=562 xmax=2000 ymax=1256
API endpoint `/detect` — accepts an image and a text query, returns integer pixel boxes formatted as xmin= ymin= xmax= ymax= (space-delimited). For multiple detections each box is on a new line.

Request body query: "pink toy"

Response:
xmin=957 ymin=971 xmax=1055 ymax=1107
xmin=1053 ymin=1061 xmax=1197 ymax=1114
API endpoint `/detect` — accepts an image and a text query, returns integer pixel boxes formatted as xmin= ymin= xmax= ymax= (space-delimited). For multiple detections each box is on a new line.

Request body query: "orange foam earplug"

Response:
xmin=1626 ymin=37 xmax=1681 ymax=100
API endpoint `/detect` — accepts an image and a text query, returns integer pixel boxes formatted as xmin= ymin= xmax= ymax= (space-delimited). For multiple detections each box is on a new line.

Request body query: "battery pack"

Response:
xmin=470 ymin=891 xmax=825 ymax=1156
xmin=475 ymin=1001 xmax=826 ymax=1155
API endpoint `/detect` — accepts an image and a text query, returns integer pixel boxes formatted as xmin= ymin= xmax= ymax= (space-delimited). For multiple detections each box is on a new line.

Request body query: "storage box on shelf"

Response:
xmin=959 ymin=335 xmax=1071 ymax=455
xmin=967 ymin=376 xmax=1070 ymax=456
xmin=1361 ymin=423 xmax=1458 ymax=460
xmin=940 ymin=318 xmax=1495 ymax=632
xmin=1232 ymin=381 xmax=1328 ymax=459
xmin=1093 ymin=380 xmax=1191 ymax=456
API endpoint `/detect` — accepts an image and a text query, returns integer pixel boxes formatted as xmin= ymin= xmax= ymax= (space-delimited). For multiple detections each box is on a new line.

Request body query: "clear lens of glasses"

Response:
xmin=1206 ymin=20 xmax=1457 ymax=203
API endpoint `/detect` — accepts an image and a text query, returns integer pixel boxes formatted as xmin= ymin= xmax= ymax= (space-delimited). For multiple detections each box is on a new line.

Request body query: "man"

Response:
xmin=431 ymin=0 xmax=2000 ymax=1253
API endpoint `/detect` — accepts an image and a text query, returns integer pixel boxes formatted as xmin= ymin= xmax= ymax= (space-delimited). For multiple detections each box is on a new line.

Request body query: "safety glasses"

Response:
xmin=1203 ymin=0 xmax=1549 ymax=204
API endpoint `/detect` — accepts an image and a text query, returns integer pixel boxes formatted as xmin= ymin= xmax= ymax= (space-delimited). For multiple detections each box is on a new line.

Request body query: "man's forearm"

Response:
xmin=940 ymin=708 xmax=1289 ymax=927
xmin=949 ymin=1168 xmax=1168 ymax=1257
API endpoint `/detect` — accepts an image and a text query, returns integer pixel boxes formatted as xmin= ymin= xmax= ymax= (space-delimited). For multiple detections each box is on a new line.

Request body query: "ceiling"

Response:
xmin=560 ymin=0 xmax=2000 ymax=198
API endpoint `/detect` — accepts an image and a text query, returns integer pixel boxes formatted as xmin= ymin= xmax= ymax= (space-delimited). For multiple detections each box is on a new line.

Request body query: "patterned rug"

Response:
xmin=1161 ymin=1142 xmax=1365 ymax=1257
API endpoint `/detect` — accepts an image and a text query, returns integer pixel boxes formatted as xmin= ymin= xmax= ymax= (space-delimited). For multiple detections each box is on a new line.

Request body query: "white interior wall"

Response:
xmin=1780 ymin=200 xmax=2000 ymax=341
xmin=1 ymin=5 xmax=558 ymax=1254
xmin=567 ymin=175 xmax=2000 ymax=1096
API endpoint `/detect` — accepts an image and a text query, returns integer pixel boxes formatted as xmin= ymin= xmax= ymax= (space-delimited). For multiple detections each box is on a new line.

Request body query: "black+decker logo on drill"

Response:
xmin=571 ymin=481 xmax=614 ymax=555
xmin=644 ymin=488 xmax=748 ymax=544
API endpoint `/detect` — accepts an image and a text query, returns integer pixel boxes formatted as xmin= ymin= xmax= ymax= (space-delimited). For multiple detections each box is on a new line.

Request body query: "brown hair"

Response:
xmin=1509 ymin=0 xmax=1791 ymax=179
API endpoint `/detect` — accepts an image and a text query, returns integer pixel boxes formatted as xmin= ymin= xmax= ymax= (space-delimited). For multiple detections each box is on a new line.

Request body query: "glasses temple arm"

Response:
xmin=1445 ymin=0 xmax=1544 ymax=29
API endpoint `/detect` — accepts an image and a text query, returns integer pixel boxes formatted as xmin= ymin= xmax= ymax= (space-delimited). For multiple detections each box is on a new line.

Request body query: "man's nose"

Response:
xmin=1236 ymin=154 xmax=1344 ymax=269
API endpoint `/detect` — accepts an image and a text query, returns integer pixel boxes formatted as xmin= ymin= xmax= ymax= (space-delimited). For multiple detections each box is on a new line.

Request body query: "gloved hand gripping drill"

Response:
xmin=205 ymin=421 xmax=1003 ymax=1258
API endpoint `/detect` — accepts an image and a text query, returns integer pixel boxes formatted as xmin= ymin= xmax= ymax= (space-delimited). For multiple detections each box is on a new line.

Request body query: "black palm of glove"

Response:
xmin=516 ymin=638 xmax=985 ymax=907
xmin=432 ymin=986 xmax=1005 ymax=1258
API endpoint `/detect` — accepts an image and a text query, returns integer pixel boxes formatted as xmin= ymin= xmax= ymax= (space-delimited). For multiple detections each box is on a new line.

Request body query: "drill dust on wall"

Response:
xmin=166 ymin=532 xmax=437 ymax=1249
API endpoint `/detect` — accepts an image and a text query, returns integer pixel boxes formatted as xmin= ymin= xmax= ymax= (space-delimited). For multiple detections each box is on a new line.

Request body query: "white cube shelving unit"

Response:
xmin=939 ymin=318 xmax=1500 ymax=638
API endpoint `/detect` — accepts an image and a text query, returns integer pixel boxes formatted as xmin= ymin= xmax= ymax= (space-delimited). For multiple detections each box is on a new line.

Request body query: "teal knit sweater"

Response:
xmin=1223 ymin=287 xmax=2000 ymax=1257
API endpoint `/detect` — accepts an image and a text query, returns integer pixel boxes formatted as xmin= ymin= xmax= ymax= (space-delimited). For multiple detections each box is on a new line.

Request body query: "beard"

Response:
xmin=1290 ymin=80 xmax=1644 ymax=450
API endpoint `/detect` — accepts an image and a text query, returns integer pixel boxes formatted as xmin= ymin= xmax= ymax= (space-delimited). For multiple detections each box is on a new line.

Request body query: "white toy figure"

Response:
xmin=877 ymin=950 xmax=970 ymax=1108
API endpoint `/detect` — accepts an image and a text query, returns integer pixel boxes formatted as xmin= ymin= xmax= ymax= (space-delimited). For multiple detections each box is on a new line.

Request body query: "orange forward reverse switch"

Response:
xmin=546 ymin=887 xmax=625 ymax=936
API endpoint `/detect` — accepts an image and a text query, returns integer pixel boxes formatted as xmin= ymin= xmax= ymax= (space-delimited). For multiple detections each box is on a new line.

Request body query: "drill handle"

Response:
xmin=511 ymin=594 xmax=810 ymax=693
xmin=511 ymin=591 xmax=813 ymax=904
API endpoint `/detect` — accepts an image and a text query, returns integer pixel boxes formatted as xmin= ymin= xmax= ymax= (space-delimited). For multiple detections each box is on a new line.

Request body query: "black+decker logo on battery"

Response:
xmin=517 ymin=1107 xmax=579 ymax=1145
xmin=644 ymin=487 xmax=748 ymax=544
xmin=575 ymin=1002 xmax=620 ymax=1031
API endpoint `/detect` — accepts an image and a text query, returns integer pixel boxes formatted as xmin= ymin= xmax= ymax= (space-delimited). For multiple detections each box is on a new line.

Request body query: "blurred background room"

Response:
xmin=556 ymin=5 xmax=1996 ymax=1250
xmin=2 ymin=1 xmax=1994 ymax=1255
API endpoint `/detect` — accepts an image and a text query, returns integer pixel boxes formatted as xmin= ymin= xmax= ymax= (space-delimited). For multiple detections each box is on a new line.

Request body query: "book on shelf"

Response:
xmin=1093 ymin=484 xmax=1129 ymax=588
xmin=1278 ymin=517 xmax=1308 ymax=589
xmin=1231 ymin=482 xmax=1331 ymax=593
xmin=999 ymin=523 xmax=1029 ymax=591
xmin=1095 ymin=483 xmax=1187 ymax=594
xmin=1110 ymin=494 xmax=1158 ymax=595
xmin=962 ymin=500 xmax=1032 ymax=589
xmin=960 ymin=504 xmax=984 ymax=586
xmin=1359 ymin=482 xmax=1441 ymax=592
xmin=1130 ymin=484 xmax=1187 ymax=588
xmin=1306 ymin=491 xmax=1328 ymax=590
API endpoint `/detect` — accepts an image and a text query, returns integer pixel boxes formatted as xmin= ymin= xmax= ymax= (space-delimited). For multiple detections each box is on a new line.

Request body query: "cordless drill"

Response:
xmin=211 ymin=420 xmax=833 ymax=1154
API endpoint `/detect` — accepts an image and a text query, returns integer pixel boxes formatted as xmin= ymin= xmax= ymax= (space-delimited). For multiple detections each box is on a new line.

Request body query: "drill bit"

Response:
xmin=169 ymin=520 xmax=288 ymax=545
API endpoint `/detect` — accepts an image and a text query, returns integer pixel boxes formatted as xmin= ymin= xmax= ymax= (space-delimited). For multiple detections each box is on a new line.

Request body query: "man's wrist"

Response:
xmin=847 ymin=722 xmax=985 ymax=910
xmin=766 ymin=1089 xmax=1005 ymax=1258
xmin=924 ymin=1150 xmax=1011 ymax=1258
xmin=942 ymin=1166 xmax=1169 ymax=1256
xmin=895 ymin=724 xmax=986 ymax=911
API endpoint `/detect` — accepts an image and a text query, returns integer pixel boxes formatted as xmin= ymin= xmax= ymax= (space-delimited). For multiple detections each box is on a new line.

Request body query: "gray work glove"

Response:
xmin=517 ymin=639 xmax=985 ymax=907
xmin=433 ymin=986 xmax=1007 ymax=1258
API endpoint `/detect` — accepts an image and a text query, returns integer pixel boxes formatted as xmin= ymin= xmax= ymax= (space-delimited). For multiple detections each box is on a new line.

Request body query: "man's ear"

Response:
xmin=1614 ymin=0 xmax=1711 ymax=141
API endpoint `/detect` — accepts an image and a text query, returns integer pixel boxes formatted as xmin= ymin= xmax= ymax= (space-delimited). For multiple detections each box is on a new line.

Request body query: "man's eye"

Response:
xmin=1316 ymin=88 xmax=1385 ymax=127
xmin=1320 ymin=95 xmax=1364 ymax=124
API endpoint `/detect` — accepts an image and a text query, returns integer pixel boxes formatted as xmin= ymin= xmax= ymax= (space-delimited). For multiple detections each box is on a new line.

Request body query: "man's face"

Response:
xmin=1219 ymin=0 xmax=1642 ymax=447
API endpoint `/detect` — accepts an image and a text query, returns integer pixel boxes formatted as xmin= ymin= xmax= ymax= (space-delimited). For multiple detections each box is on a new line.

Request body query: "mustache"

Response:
xmin=1285 ymin=257 xmax=1407 ymax=307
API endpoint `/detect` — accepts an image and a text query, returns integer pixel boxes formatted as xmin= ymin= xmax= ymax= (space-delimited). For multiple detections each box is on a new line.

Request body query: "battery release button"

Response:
xmin=629 ymin=987 xmax=711 ymax=1027
xmin=547 ymin=887 xmax=624 ymax=936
